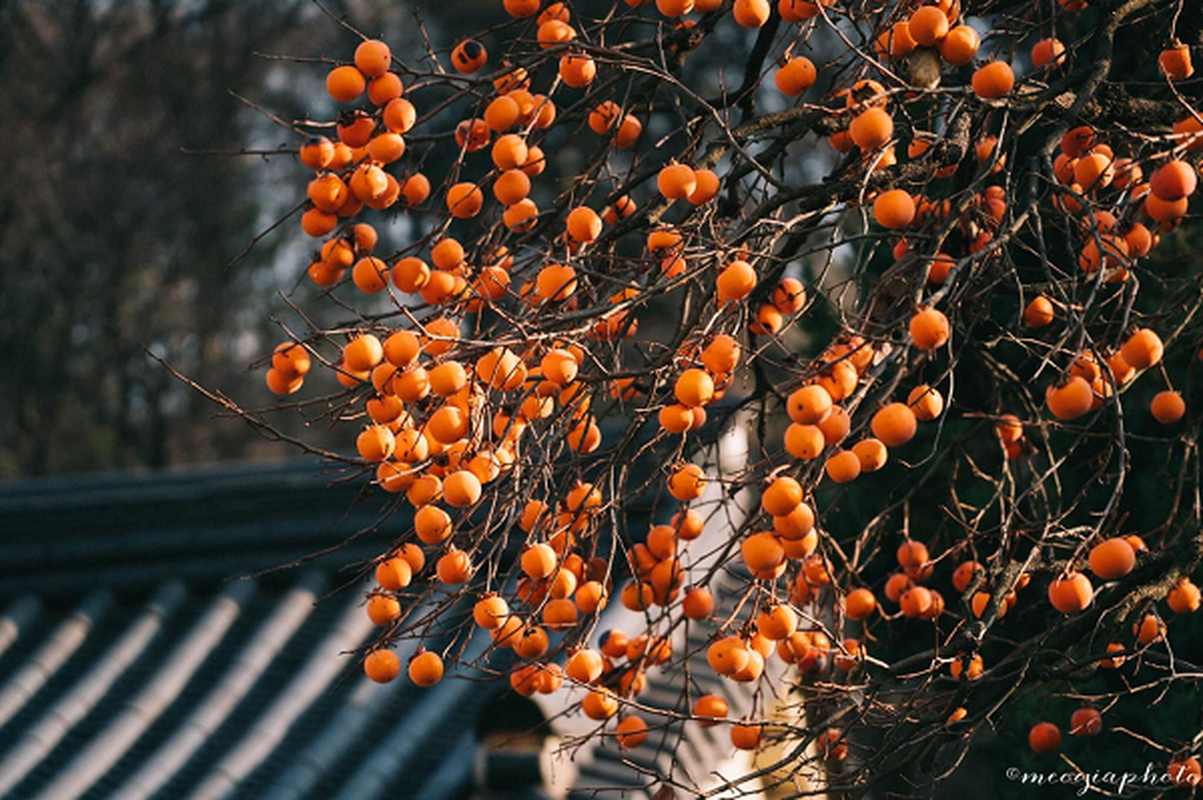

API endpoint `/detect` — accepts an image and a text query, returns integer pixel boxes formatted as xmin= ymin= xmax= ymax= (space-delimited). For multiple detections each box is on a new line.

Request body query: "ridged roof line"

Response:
xmin=184 ymin=584 xmax=375 ymax=800
xmin=0 ymin=596 xmax=42 ymax=663
xmin=33 ymin=580 xmax=257 ymax=800
xmin=110 ymin=571 xmax=328 ymax=800
xmin=0 ymin=581 xmax=186 ymax=797
xmin=0 ymin=591 xmax=112 ymax=729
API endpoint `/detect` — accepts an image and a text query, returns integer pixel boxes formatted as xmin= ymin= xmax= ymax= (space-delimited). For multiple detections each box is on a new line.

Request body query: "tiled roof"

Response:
xmin=0 ymin=461 xmax=501 ymax=800
xmin=0 ymin=446 xmax=760 ymax=800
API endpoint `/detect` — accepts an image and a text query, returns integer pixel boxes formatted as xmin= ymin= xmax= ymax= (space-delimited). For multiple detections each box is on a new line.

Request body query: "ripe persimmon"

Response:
xmin=356 ymin=425 xmax=396 ymax=462
xmin=494 ymin=170 xmax=532 ymax=206
xmin=950 ymin=561 xmax=982 ymax=593
xmin=588 ymin=101 xmax=621 ymax=134
xmin=845 ymin=587 xmax=877 ymax=620
xmin=616 ymin=715 xmax=649 ymax=748
xmin=1120 ymin=328 xmax=1163 ymax=370
xmin=972 ymin=61 xmax=1014 ymax=99
xmin=491 ymin=135 xmax=528 ymax=172
xmin=565 ymin=206 xmax=603 ymax=243
xmin=784 ymin=423 xmax=826 ymax=460
xmin=730 ymin=722 xmax=762 ymax=750
xmin=272 ymin=343 xmax=311 ymax=380
xmin=681 ymin=586 xmax=715 ymax=619
xmin=299 ymin=136 xmax=335 ymax=170
xmin=668 ymin=464 xmax=706 ymax=501
xmin=521 ymin=543 xmax=558 ymax=579
xmin=742 ymin=532 xmax=785 ymax=573
xmin=939 ymin=24 xmax=979 ymax=65
xmin=576 ymin=581 xmax=607 ymax=614
xmin=1167 ymin=756 xmax=1202 ymax=788
xmin=707 ymin=636 xmax=750 ymax=676
xmin=778 ymin=0 xmax=832 ymax=21
xmin=693 ymin=694 xmax=728 ymax=726
xmin=364 ymin=650 xmax=401 ymax=683
xmin=582 ymin=688 xmax=618 ymax=720
xmin=1168 ymin=577 xmax=1201 ymax=613
xmin=559 ymin=53 xmax=596 ymax=87
xmin=336 ymin=112 xmax=375 ymax=147
xmin=400 ymin=173 xmax=430 ymax=204
xmin=761 ymin=476 xmax=802 ymax=516
xmin=899 ymin=586 xmax=933 ymax=617
xmin=1048 ymin=572 xmax=1093 ymax=613
xmin=687 ymin=169 xmax=720 ymax=204
xmin=473 ymin=594 xmax=510 ymax=629
xmin=436 ymin=548 xmax=472 ymax=584
xmin=366 ymin=593 xmax=401 ymax=625
xmin=871 ymin=402 xmax=917 ymax=447
xmin=1069 ymin=707 xmax=1102 ymax=736
xmin=851 ymin=438 xmax=888 ymax=472
xmin=716 ymin=260 xmax=757 ymax=303
xmin=1151 ymin=390 xmax=1185 ymax=424
xmin=376 ymin=556 xmax=413 ymax=590
xmin=1088 ymin=538 xmax=1136 ymax=580
xmin=415 ymin=505 xmax=452 ymax=544
xmin=849 ymin=107 xmax=894 ymax=151
xmin=775 ymin=57 xmax=817 ymax=96
xmin=446 ymin=182 xmax=484 ymax=218
xmin=658 ymin=404 xmax=693 ymax=434
xmin=476 ymin=347 xmax=526 ymax=391
xmin=483 ymin=96 xmax=519 ymax=132
xmin=873 ymin=189 xmax=915 ymax=229
xmin=907 ymin=385 xmax=944 ymax=420
xmin=700 ymin=335 xmax=741 ymax=374
xmin=658 ymin=163 xmax=697 ymax=200
xmin=367 ymin=73 xmax=403 ymax=106
xmin=908 ymin=6 xmax=949 ymax=46
xmin=1023 ymin=296 xmax=1055 ymax=328
xmin=538 ymin=349 xmax=578 ymax=386
xmin=409 ymin=651 xmax=444 ymax=686
xmin=504 ymin=0 xmax=540 ymax=16
xmin=615 ymin=114 xmax=643 ymax=148
xmin=326 ymin=65 xmax=366 ymax=103
xmin=825 ymin=449 xmax=862 ymax=483
xmin=675 ymin=368 xmax=715 ymax=407
xmin=443 ymin=470 xmax=482 ymax=507
xmin=382 ymin=331 xmax=420 ymax=369
xmin=1144 ymin=192 xmax=1188 ymax=223
xmin=1028 ymin=722 xmax=1061 ymax=754
xmin=774 ymin=502 xmax=815 ymax=541
xmin=564 ymin=648 xmax=603 ymax=684
xmin=1045 ymin=376 xmax=1092 ymax=420
xmin=950 ymin=654 xmax=983 ymax=680
xmin=885 ymin=20 xmax=917 ymax=57
xmin=354 ymin=39 xmax=391 ymax=78
xmin=1134 ymin=613 xmax=1165 ymax=644
xmin=909 ymin=307 xmax=950 ymax=349
xmin=451 ymin=39 xmax=487 ymax=73
xmin=656 ymin=0 xmax=694 ymax=16
xmin=1031 ymin=37 xmax=1065 ymax=67
xmin=788 ymin=385 xmax=833 ymax=424
xmin=1159 ymin=44 xmax=1194 ymax=81
xmin=352 ymin=256 xmax=389 ymax=293
xmin=1150 ymin=160 xmax=1197 ymax=203
xmin=383 ymin=98 xmax=416 ymax=133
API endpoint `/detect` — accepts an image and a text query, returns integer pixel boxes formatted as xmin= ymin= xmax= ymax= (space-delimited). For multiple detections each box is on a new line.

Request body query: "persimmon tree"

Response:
xmin=186 ymin=0 xmax=1203 ymax=792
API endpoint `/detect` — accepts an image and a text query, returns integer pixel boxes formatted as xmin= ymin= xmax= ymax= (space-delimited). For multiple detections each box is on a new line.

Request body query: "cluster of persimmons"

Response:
xmin=239 ymin=0 xmax=1203 ymax=790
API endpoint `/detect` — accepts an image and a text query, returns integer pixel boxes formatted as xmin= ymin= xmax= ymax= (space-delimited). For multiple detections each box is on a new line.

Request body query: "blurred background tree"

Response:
xmin=0 ymin=0 xmax=306 ymax=476
xmin=0 ymin=0 xmax=822 ymax=478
